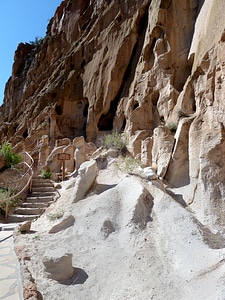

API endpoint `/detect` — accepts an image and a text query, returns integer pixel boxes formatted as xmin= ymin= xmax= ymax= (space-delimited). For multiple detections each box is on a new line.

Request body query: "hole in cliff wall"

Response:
xmin=56 ymin=105 xmax=63 ymax=115
xmin=193 ymin=102 xmax=196 ymax=113
xmin=151 ymin=90 xmax=159 ymax=105
xmin=98 ymin=103 xmax=116 ymax=131
xmin=51 ymin=92 xmax=57 ymax=99
xmin=83 ymin=103 xmax=89 ymax=117
xmin=98 ymin=114 xmax=113 ymax=131
xmin=23 ymin=129 xmax=28 ymax=139
xmin=121 ymin=118 xmax=126 ymax=131
xmin=81 ymin=59 xmax=86 ymax=68
xmin=133 ymin=101 xmax=139 ymax=110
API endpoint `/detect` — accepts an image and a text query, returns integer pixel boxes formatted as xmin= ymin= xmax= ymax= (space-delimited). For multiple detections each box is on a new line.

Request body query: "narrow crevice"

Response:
xmin=121 ymin=7 xmax=149 ymax=99
xmin=196 ymin=0 xmax=205 ymax=19
xmin=97 ymin=5 xmax=150 ymax=131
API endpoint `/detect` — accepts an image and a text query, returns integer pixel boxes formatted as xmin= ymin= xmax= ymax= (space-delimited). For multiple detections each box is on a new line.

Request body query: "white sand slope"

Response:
xmin=16 ymin=160 xmax=225 ymax=300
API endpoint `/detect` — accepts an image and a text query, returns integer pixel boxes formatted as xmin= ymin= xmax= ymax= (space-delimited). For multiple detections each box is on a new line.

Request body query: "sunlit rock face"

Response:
xmin=1 ymin=0 xmax=225 ymax=228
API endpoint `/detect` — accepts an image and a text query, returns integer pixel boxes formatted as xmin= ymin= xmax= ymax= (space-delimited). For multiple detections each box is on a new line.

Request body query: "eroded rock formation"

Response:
xmin=1 ymin=0 xmax=225 ymax=230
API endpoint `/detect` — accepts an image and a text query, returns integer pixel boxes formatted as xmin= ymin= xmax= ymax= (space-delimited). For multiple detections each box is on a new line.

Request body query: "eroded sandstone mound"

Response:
xmin=15 ymin=160 xmax=225 ymax=300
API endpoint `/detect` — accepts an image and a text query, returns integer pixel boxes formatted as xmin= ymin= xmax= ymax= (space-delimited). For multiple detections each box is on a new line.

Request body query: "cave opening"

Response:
xmin=83 ymin=103 xmax=89 ymax=117
xmin=55 ymin=105 xmax=63 ymax=115
xmin=23 ymin=129 xmax=28 ymax=139
xmin=121 ymin=118 xmax=126 ymax=131
xmin=133 ymin=101 xmax=139 ymax=110
xmin=97 ymin=102 xmax=116 ymax=131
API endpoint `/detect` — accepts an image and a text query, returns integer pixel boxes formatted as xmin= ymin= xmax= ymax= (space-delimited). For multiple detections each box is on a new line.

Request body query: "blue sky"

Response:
xmin=0 ymin=0 xmax=62 ymax=106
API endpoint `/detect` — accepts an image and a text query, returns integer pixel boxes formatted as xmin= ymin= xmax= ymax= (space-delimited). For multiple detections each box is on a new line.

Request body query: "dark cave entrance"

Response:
xmin=23 ymin=129 xmax=28 ymax=139
xmin=97 ymin=100 xmax=117 ymax=131
xmin=55 ymin=105 xmax=63 ymax=115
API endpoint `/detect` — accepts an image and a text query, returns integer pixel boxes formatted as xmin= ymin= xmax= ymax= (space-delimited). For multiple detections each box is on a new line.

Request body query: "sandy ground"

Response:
xmin=15 ymin=158 xmax=225 ymax=300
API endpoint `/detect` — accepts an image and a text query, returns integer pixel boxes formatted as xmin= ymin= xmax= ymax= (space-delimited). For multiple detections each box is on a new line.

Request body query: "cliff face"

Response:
xmin=1 ymin=0 xmax=225 ymax=229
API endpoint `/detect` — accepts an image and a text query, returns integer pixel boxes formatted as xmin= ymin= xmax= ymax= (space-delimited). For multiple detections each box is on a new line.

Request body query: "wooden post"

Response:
xmin=62 ymin=160 xmax=65 ymax=181
xmin=5 ymin=187 xmax=10 ymax=220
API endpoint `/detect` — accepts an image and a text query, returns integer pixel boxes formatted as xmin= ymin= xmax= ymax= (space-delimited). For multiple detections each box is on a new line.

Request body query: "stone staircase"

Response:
xmin=7 ymin=177 xmax=56 ymax=223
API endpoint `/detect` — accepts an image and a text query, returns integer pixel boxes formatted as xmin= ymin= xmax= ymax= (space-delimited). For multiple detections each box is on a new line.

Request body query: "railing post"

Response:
xmin=29 ymin=174 xmax=32 ymax=193
xmin=5 ymin=187 xmax=10 ymax=220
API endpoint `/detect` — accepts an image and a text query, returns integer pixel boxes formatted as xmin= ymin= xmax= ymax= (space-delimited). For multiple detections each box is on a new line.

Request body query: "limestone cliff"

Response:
xmin=1 ymin=0 xmax=225 ymax=230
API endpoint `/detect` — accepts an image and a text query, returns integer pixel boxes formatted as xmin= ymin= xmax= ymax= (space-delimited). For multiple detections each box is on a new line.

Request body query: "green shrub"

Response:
xmin=47 ymin=209 xmax=64 ymax=221
xmin=121 ymin=156 xmax=142 ymax=174
xmin=29 ymin=36 xmax=43 ymax=47
xmin=41 ymin=169 xmax=52 ymax=179
xmin=103 ymin=130 xmax=127 ymax=154
xmin=177 ymin=109 xmax=188 ymax=118
xmin=167 ymin=122 xmax=177 ymax=133
xmin=0 ymin=141 xmax=22 ymax=167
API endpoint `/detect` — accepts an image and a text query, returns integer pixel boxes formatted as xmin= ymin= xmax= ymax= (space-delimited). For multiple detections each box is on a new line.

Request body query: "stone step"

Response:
xmin=32 ymin=181 xmax=54 ymax=187
xmin=21 ymin=202 xmax=53 ymax=208
xmin=31 ymin=186 xmax=55 ymax=193
xmin=0 ymin=223 xmax=19 ymax=231
xmin=4 ymin=175 xmax=57 ymax=223
xmin=7 ymin=214 xmax=40 ymax=223
xmin=32 ymin=176 xmax=52 ymax=181
xmin=26 ymin=195 xmax=54 ymax=202
xmin=14 ymin=207 xmax=45 ymax=215
xmin=32 ymin=180 xmax=54 ymax=188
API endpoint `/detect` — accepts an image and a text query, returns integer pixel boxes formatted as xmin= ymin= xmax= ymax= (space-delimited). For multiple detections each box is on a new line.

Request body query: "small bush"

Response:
xmin=177 ymin=109 xmax=188 ymax=118
xmin=167 ymin=122 xmax=177 ymax=133
xmin=47 ymin=209 xmax=64 ymax=221
xmin=0 ymin=141 xmax=22 ymax=167
xmin=120 ymin=156 xmax=142 ymax=174
xmin=103 ymin=130 xmax=127 ymax=154
xmin=41 ymin=169 xmax=52 ymax=179
xmin=29 ymin=36 xmax=43 ymax=47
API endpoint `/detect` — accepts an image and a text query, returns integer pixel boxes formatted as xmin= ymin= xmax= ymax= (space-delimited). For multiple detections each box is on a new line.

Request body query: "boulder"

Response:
xmin=70 ymin=159 xmax=98 ymax=203
xmin=73 ymin=136 xmax=86 ymax=170
xmin=139 ymin=167 xmax=158 ymax=180
xmin=42 ymin=248 xmax=74 ymax=281
xmin=49 ymin=215 xmax=75 ymax=234
xmin=151 ymin=126 xmax=174 ymax=179
xmin=18 ymin=221 xmax=31 ymax=233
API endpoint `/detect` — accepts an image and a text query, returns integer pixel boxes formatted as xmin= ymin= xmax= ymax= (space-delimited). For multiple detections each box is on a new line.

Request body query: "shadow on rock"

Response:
xmin=94 ymin=183 xmax=117 ymax=194
xmin=166 ymin=189 xmax=187 ymax=208
xmin=61 ymin=267 xmax=89 ymax=285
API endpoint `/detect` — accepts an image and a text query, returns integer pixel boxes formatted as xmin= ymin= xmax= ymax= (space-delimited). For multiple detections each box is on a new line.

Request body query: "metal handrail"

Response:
xmin=0 ymin=151 xmax=34 ymax=219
